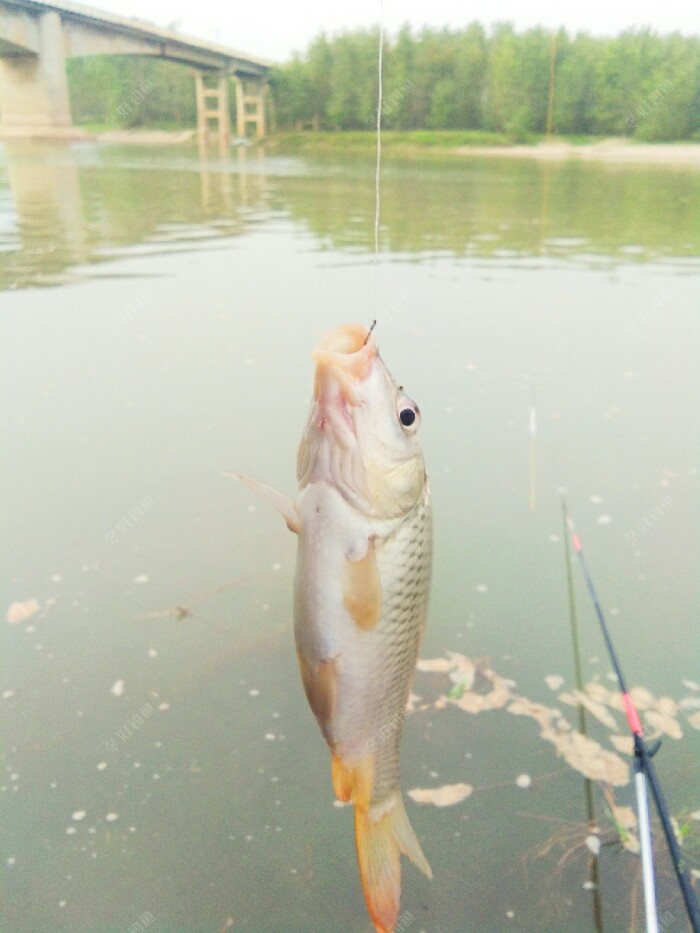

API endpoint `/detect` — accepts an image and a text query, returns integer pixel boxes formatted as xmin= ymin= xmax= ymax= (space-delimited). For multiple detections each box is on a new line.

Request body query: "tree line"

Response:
xmin=272 ymin=24 xmax=700 ymax=140
xmin=67 ymin=23 xmax=700 ymax=141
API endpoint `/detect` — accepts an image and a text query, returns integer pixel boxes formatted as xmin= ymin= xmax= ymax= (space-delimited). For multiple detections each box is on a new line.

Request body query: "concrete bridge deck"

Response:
xmin=0 ymin=0 xmax=271 ymax=138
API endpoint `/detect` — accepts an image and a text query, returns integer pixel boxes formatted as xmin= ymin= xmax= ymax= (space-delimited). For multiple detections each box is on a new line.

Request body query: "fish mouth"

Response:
xmin=297 ymin=324 xmax=378 ymax=502
xmin=312 ymin=324 xmax=377 ymax=406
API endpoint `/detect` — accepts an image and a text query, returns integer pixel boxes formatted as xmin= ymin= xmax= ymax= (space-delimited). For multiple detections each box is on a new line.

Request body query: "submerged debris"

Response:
xmin=408 ymin=783 xmax=473 ymax=807
xmin=544 ymin=675 xmax=565 ymax=690
xmin=6 ymin=599 xmax=41 ymax=625
xmin=417 ymin=651 xmax=697 ymax=791
xmin=558 ymin=689 xmax=619 ymax=731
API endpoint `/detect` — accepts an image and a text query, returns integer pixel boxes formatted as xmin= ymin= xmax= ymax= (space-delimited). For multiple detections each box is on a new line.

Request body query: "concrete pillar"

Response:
xmin=0 ymin=11 xmax=72 ymax=130
xmin=195 ymin=70 xmax=230 ymax=146
xmin=235 ymin=76 xmax=244 ymax=138
xmin=235 ymin=76 xmax=266 ymax=138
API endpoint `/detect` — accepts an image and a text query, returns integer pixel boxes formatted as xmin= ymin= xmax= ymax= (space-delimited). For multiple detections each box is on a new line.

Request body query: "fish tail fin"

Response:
xmin=354 ymin=790 xmax=432 ymax=933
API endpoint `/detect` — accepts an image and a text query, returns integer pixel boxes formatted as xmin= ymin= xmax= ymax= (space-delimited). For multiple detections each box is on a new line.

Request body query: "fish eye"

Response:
xmin=397 ymin=395 xmax=420 ymax=433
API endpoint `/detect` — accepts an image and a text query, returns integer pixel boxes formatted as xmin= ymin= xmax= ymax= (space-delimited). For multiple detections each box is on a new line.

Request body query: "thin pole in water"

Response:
xmin=529 ymin=381 xmax=537 ymax=511
xmin=564 ymin=502 xmax=700 ymax=933
xmin=561 ymin=497 xmax=604 ymax=932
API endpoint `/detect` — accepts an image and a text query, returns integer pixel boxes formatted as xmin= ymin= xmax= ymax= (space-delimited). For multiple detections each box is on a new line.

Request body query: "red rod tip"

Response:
xmin=622 ymin=692 xmax=644 ymax=737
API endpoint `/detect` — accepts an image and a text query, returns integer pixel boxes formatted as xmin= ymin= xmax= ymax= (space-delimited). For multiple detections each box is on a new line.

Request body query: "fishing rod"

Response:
xmin=564 ymin=500 xmax=700 ymax=933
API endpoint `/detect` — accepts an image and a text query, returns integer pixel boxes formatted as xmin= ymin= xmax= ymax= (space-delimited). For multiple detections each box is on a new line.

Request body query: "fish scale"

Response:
xmin=366 ymin=487 xmax=432 ymax=807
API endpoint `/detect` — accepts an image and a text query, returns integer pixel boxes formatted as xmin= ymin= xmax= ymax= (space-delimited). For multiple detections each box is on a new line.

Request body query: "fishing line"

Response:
xmin=374 ymin=0 xmax=384 ymax=260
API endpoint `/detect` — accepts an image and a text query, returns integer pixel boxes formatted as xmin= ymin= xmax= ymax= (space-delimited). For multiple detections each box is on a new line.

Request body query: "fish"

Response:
xmin=233 ymin=323 xmax=432 ymax=932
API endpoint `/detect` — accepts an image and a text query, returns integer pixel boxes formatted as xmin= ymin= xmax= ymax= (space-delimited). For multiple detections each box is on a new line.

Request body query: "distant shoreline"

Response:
xmin=264 ymin=132 xmax=700 ymax=167
xmin=3 ymin=127 xmax=700 ymax=167
xmin=453 ymin=140 xmax=700 ymax=166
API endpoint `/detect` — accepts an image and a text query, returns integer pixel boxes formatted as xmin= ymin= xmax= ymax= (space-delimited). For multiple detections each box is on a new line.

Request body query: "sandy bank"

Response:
xmin=454 ymin=139 xmax=700 ymax=167
xmin=5 ymin=127 xmax=699 ymax=167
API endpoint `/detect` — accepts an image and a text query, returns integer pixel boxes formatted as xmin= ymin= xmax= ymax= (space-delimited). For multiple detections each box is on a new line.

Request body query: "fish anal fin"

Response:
xmin=296 ymin=650 xmax=338 ymax=742
xmin=225 ymin=472 xmax=300 ymax=534
xmin=344 ymin=541 xmax=382 ymax=630
xmin=331 ymin=753 xmax=353 ymax=802
xmin=355 ymin=792 xmax=432 ymax=933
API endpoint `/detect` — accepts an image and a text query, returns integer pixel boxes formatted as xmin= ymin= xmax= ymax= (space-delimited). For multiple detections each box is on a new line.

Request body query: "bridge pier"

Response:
xmin=194 ymin=71 xmax=231 ymax=145
xmin=235 ymin=77 xmax=266 ymax=138
xmin=0 ymin=9 xmax=73 ymax=132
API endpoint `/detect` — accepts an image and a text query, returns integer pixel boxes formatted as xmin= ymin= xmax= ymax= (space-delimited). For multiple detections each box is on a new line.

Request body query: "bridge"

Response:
xmin=0 ymin=0 xmax=271 ymax=139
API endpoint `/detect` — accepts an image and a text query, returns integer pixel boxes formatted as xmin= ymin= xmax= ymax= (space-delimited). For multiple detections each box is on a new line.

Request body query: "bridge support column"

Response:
xmin=194 ymin=71 xmax=230 ymax=146
xmin=0 ymin=10 xmax=73 ymax=132
xmin=235 ymin=77 xmax=266 ymax=138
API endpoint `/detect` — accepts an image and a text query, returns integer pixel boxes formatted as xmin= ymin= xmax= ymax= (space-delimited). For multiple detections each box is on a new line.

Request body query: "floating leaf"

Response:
xmin=507 ymin=698 xmax=558 ymax=727
xmin=585 ymin=835 xmax=601 ymax=856
xmin=6 ymin=599 xmax=40 ymax=625
xmin=448 ymin=651 xmax=477 ymax=672
xmin=515 ymin=774 xmax=531 ymax=788
xmin=544 ymin=675 xmax=564 ymax=690
xmin=539 ymin=721 xmax=629 ymax=786
xmin=448 ymin=657 xmax=476 ymax=692
xmin=644 ymin=709 xmax=682 ymax=740
xmin=416 ymin=657 xmax=453 ymax=673
xmin=451 ymin=685 xmax=511 ymax=714
xmin=654 ymin=696 xmax=679 ymax=717
xmin=585 ymin=681 xmax=617 ymax=707
xmin=447 ymin=682 xmax=466 ymax=700
xmin=628 ymin=686 xmax=655 ymax=710
xmin=609 ymin=734 xmax=634 ymax=756
xmin=559 ymin=689 xmax=619 ymax=731
xmin=408 ymin=783 xmax=473 ymax=807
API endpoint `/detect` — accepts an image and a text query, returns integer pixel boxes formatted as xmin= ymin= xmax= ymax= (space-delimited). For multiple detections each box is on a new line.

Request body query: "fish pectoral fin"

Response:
xmin=344 ymin=540 xmax=382 ymax=630
xmin=225 ymin=472 xmax=300 ymax=534
xmin=355 ymin=791 xmax=433 ymax=933
xmin=296 ymin=651 xmax=338 ymax=742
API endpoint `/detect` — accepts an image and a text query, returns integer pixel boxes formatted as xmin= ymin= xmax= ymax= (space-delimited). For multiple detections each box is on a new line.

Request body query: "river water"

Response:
xmin=1 ymin=141 xmax=699 ymax=933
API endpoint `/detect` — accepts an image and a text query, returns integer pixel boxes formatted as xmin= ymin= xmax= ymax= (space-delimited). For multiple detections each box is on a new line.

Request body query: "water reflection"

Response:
xmin=0 ymin=142 xmax=272 ymax=288
xmin=1 ymin=142 xmax=700 ymax=289
xmin=2 ymin=137 xmax=697 ymax=933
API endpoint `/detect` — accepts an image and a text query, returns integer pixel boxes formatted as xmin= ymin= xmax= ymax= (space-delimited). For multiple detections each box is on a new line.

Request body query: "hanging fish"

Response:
xmin=234 ymin=323 xmax=432 ymax=932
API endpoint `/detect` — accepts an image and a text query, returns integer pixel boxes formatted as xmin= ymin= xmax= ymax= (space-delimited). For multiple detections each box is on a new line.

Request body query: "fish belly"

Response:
xmin=293 ymin=480 xmax=432 ymax=808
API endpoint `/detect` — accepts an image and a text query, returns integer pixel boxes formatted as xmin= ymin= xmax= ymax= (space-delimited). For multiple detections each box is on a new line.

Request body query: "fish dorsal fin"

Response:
xmin=226 ymin=473 xmax=300 ymax=534
xmin=344 ymin=539 xmax=382 ymax=630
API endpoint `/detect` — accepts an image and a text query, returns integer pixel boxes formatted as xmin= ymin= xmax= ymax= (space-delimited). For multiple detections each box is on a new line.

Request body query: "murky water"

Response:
xmin=2 ymin=141 xmax=699 ymax=933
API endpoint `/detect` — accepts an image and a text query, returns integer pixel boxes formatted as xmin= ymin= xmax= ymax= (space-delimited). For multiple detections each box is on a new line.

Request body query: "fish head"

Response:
xmin=297 ymin=324 xmax=426 ymax=518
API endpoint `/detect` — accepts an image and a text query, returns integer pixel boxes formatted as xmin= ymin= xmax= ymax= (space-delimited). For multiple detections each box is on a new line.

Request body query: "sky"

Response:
xmin=82 ymin=0 xmax=698 ymax=62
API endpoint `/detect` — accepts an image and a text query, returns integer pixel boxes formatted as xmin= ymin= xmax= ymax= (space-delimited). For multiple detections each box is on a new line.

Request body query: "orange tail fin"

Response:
xmin=355 ymin=794 xmax=432 ymax=932
xmin=345 ymin=758 xmax=431 ymax=933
